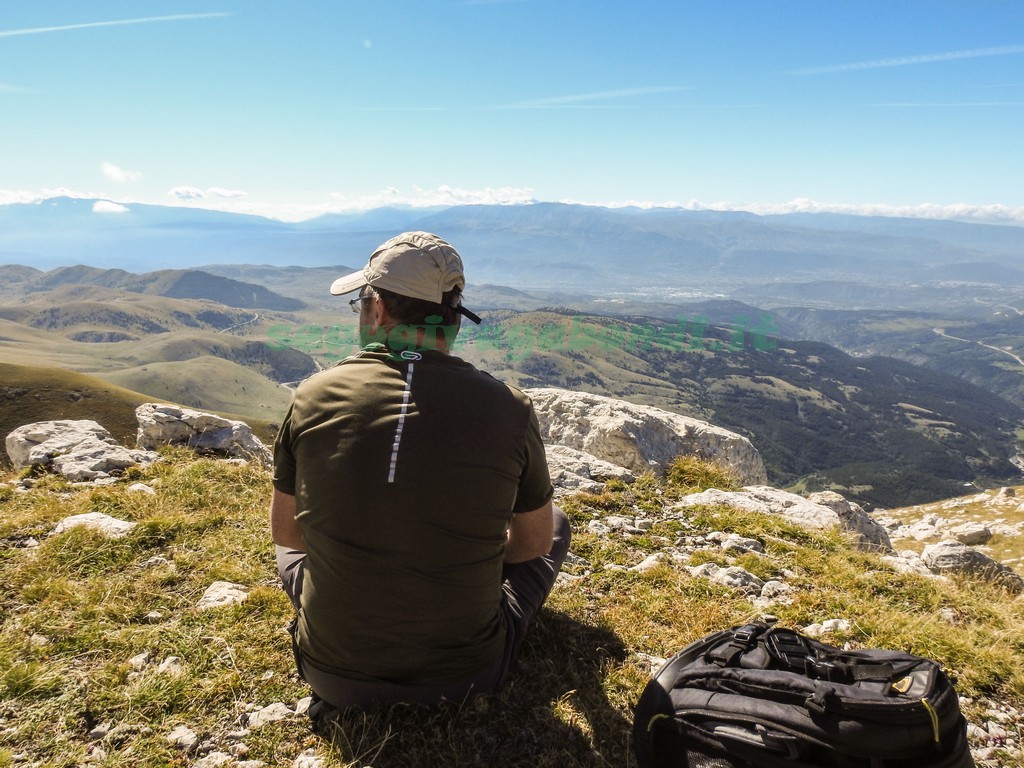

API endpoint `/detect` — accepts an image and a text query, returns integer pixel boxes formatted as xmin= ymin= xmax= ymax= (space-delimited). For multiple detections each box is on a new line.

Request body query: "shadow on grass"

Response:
xmin=312 ymin=608 xmax=636 ymax=768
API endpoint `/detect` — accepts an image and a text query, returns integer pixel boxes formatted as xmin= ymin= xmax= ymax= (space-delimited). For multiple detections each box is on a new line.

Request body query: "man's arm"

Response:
xmin=504 ymin=499 xmax=555 ymax=564
xmin=270 ymin=488 xmax=306 ymax=552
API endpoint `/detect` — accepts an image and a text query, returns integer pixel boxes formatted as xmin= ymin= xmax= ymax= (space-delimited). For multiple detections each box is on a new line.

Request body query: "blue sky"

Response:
xmin=2 ymin=1 xmax=1023 ymax=221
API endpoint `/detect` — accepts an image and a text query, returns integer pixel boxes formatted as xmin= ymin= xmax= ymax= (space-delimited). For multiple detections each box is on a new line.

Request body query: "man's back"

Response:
xmin=273 ymin=347 xmax=552 ymax=685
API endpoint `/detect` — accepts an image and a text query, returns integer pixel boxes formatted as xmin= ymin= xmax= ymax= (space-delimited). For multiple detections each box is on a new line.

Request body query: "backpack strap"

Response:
xmin=765 ymin=629 xmax=921 ymax=686
xmin=705 ymin=623 xmax=771 ymax=667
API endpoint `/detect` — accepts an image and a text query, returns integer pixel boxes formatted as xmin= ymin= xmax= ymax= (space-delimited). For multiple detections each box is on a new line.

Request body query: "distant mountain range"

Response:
xmin=4 ymin=198 xmax=1024 ymax=304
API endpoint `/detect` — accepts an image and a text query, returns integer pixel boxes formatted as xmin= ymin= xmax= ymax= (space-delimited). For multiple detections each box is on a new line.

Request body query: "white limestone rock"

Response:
xmin=293 ymin=750 xmax=327 ymax=768
xmin=881 ymin=551 xmax=936 ymax=577
xmin=526 ymin=387 xmax=767 ymax=484
xmin=5 ymin=419 xmax=159 ymax=481
xmin=946 ymin=522 xmax=992 ymax=546
xmin=806 ymin=491 xmax=893 ymax=551
xmin=135 ymin=403 xmax=271 ymax=466
xmin=686 ymin=562 xmax=765 ymax=594
xmin=245 ymin=702 xmax=294 ymax=728
xmin=802 ymin=618 xmax=852 ymax=638
xmin=196 ymin=581 xmax=249 ymax=610
xmin=166 ymin=725 xmax=199 ymax=751
xmin=53 ymin=512 xmax=137 ymax=539
xmin=544 ymin=444 xmax=636 ymax=495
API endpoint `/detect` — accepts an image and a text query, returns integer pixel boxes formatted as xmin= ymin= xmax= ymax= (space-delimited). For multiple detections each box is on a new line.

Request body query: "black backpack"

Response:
xmin=632 ymin=622 xmax=975 ymax=768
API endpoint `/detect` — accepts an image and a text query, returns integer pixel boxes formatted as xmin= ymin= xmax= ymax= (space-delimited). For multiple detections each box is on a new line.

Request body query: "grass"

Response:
xmin=1 ymin=453 xmax=1023 ymax=767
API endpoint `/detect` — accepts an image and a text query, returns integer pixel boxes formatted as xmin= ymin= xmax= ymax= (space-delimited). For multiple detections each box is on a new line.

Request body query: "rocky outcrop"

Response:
xmin=673 ymin=485 xmax=894 ymax=552
xmin=5 ymin=419 xmax=160 ymax=482
xmin=526 ymin=387 xmax=767 ymax=486
xmin=135 ymin=403 xmax=272 ymax=466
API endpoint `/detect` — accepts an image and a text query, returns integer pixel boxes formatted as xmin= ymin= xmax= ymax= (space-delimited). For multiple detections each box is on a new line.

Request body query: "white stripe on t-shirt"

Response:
xmin=387 ymin=363 xmax=414 ymax=483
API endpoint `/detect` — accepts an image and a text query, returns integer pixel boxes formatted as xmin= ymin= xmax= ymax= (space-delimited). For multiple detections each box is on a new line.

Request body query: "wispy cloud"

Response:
xmin=458 ymin=0 xmax=532 ymax=6
xmin=507 ymin=86 xmax=689 ymax=109
xmin=102 ymin=162 xmax=143 ymax=184
xmin=0 ymin=13 xmax=230 ymax=39
xmin=791 ymin=44 xmax=1024 ymax=75
xmin=874 ymin=101 xmax=1023 ymax=107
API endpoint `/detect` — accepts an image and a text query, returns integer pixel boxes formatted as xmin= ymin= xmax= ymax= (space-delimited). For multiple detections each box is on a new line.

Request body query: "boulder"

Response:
xmin=135 ymin=404 xmax=271 ymax=466
xmin=674 ymin=486 xmax=894 ymax=553
xmin=5 ymin=420 xmax=160 ymax=481
xmin=946 ymin=521 xmax=992 ymax=546
xmin=526 ymin=387 xmax=767 ymax=484
xmin=921 ymin=540 xmax=1024 ymax=591
xmin=806 ymin=490 xmax=893 ymax=551
xmin=544 ymin=444 xmax=636 ymax=496
xmin=881 ymin=550 xmax=935 ymax=577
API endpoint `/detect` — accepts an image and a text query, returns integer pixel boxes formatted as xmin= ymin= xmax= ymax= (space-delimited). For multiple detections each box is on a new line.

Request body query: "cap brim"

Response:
xmin=329 ymin=270 xmax=367 ymax=296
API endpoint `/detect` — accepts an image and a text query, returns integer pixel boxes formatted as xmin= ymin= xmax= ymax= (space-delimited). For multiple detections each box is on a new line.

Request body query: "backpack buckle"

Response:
xmin=805 ymin=657 xmax=841 ymax=681
xmin=732 ymin=627 xmax=759 ymax=646
xmin=764 ymin=629 xmax=814 ymax=670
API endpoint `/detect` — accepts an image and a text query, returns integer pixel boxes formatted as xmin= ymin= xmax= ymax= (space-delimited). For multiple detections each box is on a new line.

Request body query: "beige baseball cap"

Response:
xmin=330 ymin=231 xmax=464 ymax=298
xmin=330 ymin=231 xmax=480 ymax=323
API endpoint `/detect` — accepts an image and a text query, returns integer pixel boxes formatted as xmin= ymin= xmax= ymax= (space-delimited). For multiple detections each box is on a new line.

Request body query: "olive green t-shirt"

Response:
xmin=273 ymin=347 xmax=553 ymax=685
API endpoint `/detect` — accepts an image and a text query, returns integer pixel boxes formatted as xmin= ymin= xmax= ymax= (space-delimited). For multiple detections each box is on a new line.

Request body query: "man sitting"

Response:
xmin=271 ymin=231 xmax=571 ymax=708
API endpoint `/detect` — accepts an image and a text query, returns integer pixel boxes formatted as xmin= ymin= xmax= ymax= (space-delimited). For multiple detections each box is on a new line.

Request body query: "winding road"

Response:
xmin=932 ymin=327 xmax=1024 ymax=368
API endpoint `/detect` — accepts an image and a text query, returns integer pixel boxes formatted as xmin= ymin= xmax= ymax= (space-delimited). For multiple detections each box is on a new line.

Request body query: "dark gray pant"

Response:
xmin=276 ymin=505 xmax=572 ymax=709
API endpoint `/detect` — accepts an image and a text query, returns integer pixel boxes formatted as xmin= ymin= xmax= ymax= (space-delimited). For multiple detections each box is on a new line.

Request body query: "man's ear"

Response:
xmin=371 ymin=295 xmax=389 ymax=328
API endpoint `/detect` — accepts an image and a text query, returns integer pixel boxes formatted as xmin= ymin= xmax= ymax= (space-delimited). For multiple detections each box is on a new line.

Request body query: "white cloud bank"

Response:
xmin=2 ymin=185 xmax=1024 ymax=225
xmin=92 ymin=200 xmax=130 ymax=214
xmin=579 ymin=196 xmax=1024 ymax=225
xmin=102 ymin=162 xmax=143 ymax=183
xmin=329 ymin=185 xmax=536 ymax=210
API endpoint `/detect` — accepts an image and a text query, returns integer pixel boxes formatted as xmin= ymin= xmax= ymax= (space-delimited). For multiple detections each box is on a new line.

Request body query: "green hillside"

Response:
xmin=0 ymin=286 xmax=261 ymax=338
xmin=0 ymin=363 xmax=154 ymax=455
xmin=99 ymin=356 xmax=293 ymax=418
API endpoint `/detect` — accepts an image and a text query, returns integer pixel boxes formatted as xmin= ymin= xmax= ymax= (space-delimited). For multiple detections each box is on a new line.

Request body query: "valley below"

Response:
xmin=2 ymin=200 xmax=1024 ymax=511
